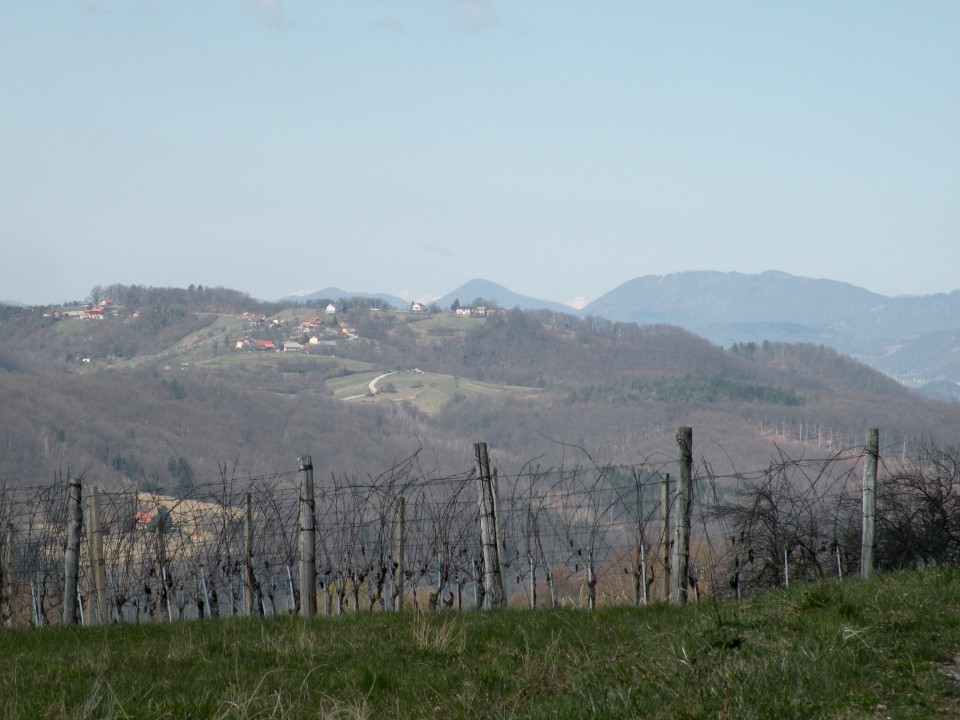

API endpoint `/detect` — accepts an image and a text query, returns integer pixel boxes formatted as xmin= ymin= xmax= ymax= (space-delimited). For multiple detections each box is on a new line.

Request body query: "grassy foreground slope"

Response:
xmin=4 ymin=570 xmax=960 ymax=719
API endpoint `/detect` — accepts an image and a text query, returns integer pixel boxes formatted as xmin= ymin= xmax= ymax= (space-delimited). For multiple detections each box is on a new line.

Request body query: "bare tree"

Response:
xmin=876 ymin=440 xmax=960 ymax=569
xmin=712 ymin=447 xmax=860 ymax=595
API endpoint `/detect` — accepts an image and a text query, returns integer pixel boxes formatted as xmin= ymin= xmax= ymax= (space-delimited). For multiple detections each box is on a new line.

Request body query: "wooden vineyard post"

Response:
xmin=87 ymin=487 xmax=109 ymax=624
xmin=472 ymin=559 xmax=481 ymax=610
xmin=475 ymin=442 xmax=506 ymax=609
xmin=153 ymin=509 xmax=169 ymax=622
xmin=586 ymin=551 xmax=596 ymax=610
xmin=639 ymin=543 xmax=648 ymax=605
xmin=660 ymin=472 xmax=671 ymax=602
xmin=491 ymin=469 xmax=507 ymax=599
xmin=394 ymin=496 xmax=405 ymax=612
xmin=1 ymin=523 xmax=14 ymax=627
xmin=298 ymin=456 xmax=316 ymax=618
xmin=528 ymin=554 xmax=536 ymax=610
xmin=63 ymin=474 xmax=83 ymax=625
xmin=671 ymin=428 xmax=693 ymax=605
xmin=200 ymin=566 xmax=213 ymax=619
xmin=244 ymin=492 xmax=255 ymax=617
xmin=861 ymin=428 xmax=879 ymax=579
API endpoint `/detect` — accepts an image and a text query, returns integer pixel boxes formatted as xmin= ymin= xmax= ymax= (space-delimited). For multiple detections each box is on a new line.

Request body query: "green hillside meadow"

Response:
xmin=4 ymin=569 xmax=960 ymax=718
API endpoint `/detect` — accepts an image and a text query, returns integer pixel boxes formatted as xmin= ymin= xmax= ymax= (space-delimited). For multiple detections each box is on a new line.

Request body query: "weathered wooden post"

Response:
xmin=298 ymin=456 xmax=316 ymax=618
xmin=153 ymin=509 xmax=169 ymax=622
xmin=352 ymin=571 xmax=360 ymax=615
xmin=394 ymin=496 xmax=405 ymax=611
xmin=285 ymin=565 xmax=295 ymax=615
xmin=528 ymin=554 xmax=536 ymax=609
xmin=586 ymin=551 xmax=596 ymax=609
xmin=473 ymin=558 xmax=482 ymax=609
xmin=1 ymin=523 xmax=14 ymax=627
xmin=63 ymin=474 xmax=83 ymax=625
xmin=639 ymin=543 xmax=648 ymax=605
xmin=161 ymin=567 xmax=173 ymax=622
xmin=671 ymin=428 xmax=693 ymax=605
xmin=243 ymin=492 xmax=255 ymax=617
xmin=87 ymin=487 xmax=109 ymax=624
xmin=861 ymin=428 xmax=879 ymax=579
xmin=200 ymin=566 xmax=213 ymax=619
xmin=63 ymin=473 xmax=83 ymax=625
xmin=491 ymin=468 xmax=507 ymax=597
xmin=475 ymin=442 xmax=506 ymax=608
xmin=30 ymin=572 xmax=41 ymax=627
xmin=660 ymin=472 xmax=671 ymax=602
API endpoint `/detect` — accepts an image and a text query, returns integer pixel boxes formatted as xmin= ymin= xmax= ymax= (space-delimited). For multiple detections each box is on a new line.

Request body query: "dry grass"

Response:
xmin=411 ymin=611 xmax=466 ymax=654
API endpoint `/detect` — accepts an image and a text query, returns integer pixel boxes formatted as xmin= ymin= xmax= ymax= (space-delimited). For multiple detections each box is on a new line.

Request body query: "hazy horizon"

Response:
xmin=7 ymin=267 xmax=957 ymax=311
xmin=3 ymin=2 xmax=958 ymax=306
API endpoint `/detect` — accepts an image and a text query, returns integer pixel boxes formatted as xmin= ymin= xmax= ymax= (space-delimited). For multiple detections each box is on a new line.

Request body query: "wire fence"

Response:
xmin=0 ymin=429 xmax=946 ymax=628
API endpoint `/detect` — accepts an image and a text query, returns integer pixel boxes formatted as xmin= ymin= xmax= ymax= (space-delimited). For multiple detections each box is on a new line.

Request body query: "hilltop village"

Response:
xmin=31 ymin=292 xmax=508 ymax=366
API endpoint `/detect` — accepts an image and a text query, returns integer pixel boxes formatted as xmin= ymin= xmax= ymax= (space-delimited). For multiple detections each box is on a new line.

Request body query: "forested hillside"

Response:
xmin=1 ymin=286 xmax=958 ymax=492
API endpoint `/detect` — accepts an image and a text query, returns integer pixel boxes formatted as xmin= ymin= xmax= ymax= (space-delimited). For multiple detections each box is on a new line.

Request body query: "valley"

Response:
xmin=1 ymin=284 xmax=959 ymax=495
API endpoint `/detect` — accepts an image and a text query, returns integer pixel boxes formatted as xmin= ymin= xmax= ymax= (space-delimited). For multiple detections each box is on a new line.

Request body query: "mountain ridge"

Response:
xmin=280 ymin=287 xmax=408 ymax=308
xmin=281 ymin=271 xmax=960 ymax=388
xmin=19 ymin=271 xmax=954 ymax=389
xmin=432 ymin=278 xmax=574 ymax=314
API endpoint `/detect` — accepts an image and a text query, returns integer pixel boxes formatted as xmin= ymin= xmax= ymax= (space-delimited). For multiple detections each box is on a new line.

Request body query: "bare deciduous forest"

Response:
xmin=1 ymin=287 xmax=957 ymax=491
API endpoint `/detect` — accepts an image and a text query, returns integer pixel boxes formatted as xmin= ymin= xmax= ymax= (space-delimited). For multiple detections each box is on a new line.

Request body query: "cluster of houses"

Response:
xmin=410 ymin=301 xmax=502 ymax=317
xmin=236 ymin=311 xmax=356 ymax=353
xmin=43 ymin=298 xmax=141 ymax=320
xmin=453 ymin=305 xmax=500 ymax=318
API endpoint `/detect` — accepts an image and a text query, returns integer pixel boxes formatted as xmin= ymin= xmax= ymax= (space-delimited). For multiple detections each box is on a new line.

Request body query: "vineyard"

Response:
xmin=6 ymin=424 xmax=949 ymax=630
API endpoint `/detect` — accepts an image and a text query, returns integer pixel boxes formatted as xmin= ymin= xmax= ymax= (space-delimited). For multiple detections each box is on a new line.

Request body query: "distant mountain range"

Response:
xmin=433 ymin=279 xmax=574 ymax=315
xmin=280 ymin=287 xmax=409 ymax=308
xmin=285 ymin=271 xmax=960 ymax=393
xmin=580 ymin=271 xmax=960 ymax=394
xmin=283 ymin=280 xmax=574 ymax=314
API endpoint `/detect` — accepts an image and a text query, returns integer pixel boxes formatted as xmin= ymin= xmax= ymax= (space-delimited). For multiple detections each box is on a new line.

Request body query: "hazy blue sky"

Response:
xmin=2 ymin=2 xmax=958 ymax=307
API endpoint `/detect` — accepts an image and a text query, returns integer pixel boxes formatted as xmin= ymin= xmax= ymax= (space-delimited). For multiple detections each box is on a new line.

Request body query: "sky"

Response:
xmin=2 ymin=2 xmax=958 ymax=308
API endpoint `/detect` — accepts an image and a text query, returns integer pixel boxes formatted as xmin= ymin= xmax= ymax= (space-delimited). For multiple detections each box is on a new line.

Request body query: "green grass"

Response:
xmin=325 ymin=370 xmax=388 ymax=399
xmin=328 ymin=370 xmax=537 ymax=414
xmin=4 ymin=569 xmax=960 ymax=718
